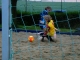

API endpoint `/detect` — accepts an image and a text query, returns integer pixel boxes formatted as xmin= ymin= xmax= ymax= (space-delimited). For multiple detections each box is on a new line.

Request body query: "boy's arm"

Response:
xmin=39 ymin=20 xmax=44 ymax=24
xmin=44 ymin=24 xmax=50 ymax=32
xmin=55 ymin=28 xmax=58 ymax=31
xmin=55 ymin=28 xmax=60 ymax=31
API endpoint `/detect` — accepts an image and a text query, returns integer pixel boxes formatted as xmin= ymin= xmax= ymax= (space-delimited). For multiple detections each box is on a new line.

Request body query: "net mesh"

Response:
xmin=1 ymin=0 xmax=80 ymax=60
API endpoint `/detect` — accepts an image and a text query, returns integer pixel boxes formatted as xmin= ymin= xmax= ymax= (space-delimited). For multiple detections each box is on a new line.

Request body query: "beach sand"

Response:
xmin=0 ymin=31 xmax=80 ymax=60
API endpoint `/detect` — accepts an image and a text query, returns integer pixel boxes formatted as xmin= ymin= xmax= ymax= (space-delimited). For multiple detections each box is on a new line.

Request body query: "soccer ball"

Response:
xmin=28 ymin=36 xmax=34 ymax=42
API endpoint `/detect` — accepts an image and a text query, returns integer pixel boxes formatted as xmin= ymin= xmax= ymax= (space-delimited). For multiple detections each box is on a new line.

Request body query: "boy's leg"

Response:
xmin=46 ymin=35 xmax=54 ymax=42
xmin=40 ymin=32 xmax=45 ymax=42
xmin=53 ymin=32 xmax=57 ymax=39
xmin=42 ymin=25 xmax=47 ymax=36
xmin=53 ymin=32 xmax=58 ymax=42
xmin=41 ymin=36 xmax=45 ymax=42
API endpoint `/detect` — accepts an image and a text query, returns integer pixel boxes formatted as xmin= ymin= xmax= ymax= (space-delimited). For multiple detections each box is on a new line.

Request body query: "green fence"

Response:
xmin=17 ymin=1 xmax=80 ymax=12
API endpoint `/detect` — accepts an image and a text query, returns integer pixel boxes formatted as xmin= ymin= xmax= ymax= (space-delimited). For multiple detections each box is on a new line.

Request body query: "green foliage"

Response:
xmin=60 ymin=28 xmax=75 ymax=32
xmin=15 ymin=10 xmax=40 ymax=27
xmin=0 ymin=10 xmax=80 ymax=29
xmin=18 ymin=25 xmax=75 ymax=32
xmin=0 ymin=24 xmax=1 ymax=28
xmin=18 ymin=25 xmax=41 ymax=30
xmin=15 ymin=10 xmax=80 ymax=29
xmin=17 ymin=10 xmax=31 ymax=15
xmin=0 ymin=10 xmax=1 ymax=24
xmin=50 ymin=11 xmax=80 ymax=29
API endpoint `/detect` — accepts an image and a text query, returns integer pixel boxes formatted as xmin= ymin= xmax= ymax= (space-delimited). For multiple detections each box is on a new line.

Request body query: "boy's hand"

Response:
xmin=55 ymin=28 xmax=60 ymax=32
xmin=57 ymin=29 xmax=60 ymax=32
xmin=39 ymin=20 xmax=44 ymax=24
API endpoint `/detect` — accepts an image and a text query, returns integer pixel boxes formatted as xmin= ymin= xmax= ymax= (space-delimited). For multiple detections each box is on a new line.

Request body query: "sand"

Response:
xmin=0 ymin=31 xmax=80 ymax=60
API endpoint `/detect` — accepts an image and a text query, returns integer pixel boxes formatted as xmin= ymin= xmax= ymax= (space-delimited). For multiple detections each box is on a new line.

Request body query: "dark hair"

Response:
xmin=45 ymin=6 xmax=52 ymax=10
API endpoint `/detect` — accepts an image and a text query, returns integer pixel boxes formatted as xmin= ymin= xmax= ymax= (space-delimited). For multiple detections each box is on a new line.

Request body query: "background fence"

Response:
xmin=17 ymin=1 xmax=80 ymax=12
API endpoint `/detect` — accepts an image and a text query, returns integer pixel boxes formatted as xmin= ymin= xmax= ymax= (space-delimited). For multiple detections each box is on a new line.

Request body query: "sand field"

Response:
xmin=0 ymin=31 xmax=80 ymax=60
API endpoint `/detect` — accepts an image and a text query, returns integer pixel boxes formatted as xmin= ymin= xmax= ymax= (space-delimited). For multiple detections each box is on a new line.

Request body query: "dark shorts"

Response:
xmin=40 ymin=26 xmax=44 ymax=30
xmin=40 ymin=32 xmax=53 ymax=41
xmin=39 ymin=25 xmax=46 ymax=30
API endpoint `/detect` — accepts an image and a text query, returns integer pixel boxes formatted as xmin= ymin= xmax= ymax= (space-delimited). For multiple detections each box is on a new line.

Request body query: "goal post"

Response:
xmin=2 ymin=0 xmax=11 ymax=60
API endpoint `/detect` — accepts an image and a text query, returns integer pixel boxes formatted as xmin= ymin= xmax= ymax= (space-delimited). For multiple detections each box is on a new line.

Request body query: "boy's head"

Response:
xmin=43 ymin=15 xmax=52 ymax=22
xmin=45 ymin=6 xmax=52 ymax=12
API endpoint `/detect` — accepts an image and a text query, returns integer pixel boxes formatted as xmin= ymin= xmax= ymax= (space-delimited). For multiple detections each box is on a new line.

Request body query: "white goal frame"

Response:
xmin=2 ymin=0 xmax=11 ymax=60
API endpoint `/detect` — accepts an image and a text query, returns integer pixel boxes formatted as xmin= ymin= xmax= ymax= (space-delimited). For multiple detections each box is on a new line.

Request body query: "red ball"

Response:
xmin=28 ymin=36 xmax=34 ymax=42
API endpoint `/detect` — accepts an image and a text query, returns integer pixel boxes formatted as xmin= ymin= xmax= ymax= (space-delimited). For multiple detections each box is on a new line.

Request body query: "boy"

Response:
xmin=40 ymin=15 xmax=58 ymax=42
xmin=39 ymin=6 xmax=52 ymax=30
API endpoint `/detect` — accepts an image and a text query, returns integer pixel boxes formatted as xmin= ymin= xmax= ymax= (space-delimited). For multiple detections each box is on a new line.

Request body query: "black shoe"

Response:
xmin=41 ymin=40 xmax=44 ymax=42
xmin=51 ymin=39 xmax=57 ymax=43
xmin=50 ymin=40 xmax=54 ymax=42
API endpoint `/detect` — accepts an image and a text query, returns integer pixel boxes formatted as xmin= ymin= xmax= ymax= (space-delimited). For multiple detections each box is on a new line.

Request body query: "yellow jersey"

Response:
xmin=47 ymin=20 xmax=55 ymax=36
